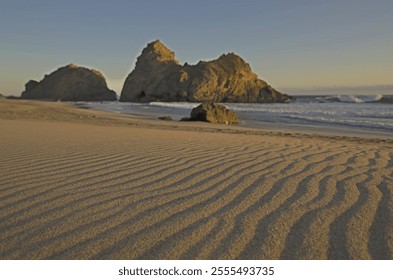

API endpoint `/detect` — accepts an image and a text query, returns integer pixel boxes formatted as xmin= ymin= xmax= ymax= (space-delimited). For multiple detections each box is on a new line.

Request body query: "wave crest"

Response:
xmin=337 ymin=95 xmax=383 ymax=103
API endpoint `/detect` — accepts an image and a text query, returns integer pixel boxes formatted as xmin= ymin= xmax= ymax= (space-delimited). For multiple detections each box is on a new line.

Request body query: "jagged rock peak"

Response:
xmin=218 ymin=52 xmax=249 ymax=65
xmin=139 ymin=40 xmax=179 ymax=64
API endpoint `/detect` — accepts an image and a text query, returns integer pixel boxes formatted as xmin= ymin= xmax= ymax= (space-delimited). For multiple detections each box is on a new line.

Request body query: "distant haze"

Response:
xmin=1 ymin=0 xmax=392 ymax=96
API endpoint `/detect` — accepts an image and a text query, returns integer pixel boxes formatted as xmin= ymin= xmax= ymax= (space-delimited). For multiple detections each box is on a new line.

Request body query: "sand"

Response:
xmin=0 ymin=99 xmax=392 ymax=259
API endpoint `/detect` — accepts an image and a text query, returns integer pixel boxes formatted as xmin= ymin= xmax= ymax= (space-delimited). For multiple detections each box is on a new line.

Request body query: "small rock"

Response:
xmin=158 ymin=116 xmax=172 ymax=121
xmin=186 ymin=103 xmax=238 ymax=124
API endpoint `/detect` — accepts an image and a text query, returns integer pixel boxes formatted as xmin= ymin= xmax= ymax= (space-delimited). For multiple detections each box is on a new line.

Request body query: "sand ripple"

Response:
xmin=1 ymin=118 xmax=392 ymax=259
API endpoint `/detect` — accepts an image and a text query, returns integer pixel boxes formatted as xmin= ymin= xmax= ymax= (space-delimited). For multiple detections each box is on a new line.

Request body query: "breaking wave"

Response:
xmin=337 ymin=95 xmax=383 ymax=103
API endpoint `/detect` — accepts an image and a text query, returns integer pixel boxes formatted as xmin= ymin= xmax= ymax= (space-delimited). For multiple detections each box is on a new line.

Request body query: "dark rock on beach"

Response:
xmin=185 ymin=103 xmax=239 ymax=124
xmin=158 ymin=116 xmax=172 ymax=121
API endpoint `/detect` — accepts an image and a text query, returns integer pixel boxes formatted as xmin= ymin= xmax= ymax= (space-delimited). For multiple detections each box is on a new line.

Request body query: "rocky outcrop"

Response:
xmin=0 ymin=93 xmax=5 ymax=99
xmin=184 ymin=103 xmax=239 ymax=124
xmin=21 ymin=64 xmax=117 ymax=101
xmin=120 ymin=40 xmax=290 ymax=103
xmin=158 ymin=116 xmax=172 ymax=121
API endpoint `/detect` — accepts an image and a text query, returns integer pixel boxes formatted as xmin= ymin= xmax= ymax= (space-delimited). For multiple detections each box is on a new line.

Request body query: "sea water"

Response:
xmin=75 ymin=95 xmax=393 ymax=139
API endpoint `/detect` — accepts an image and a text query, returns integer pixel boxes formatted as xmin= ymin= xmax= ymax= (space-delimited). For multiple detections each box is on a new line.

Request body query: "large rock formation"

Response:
xmin=120 ymin=40 xmax=290 ymax=103
xmin=21 ymin=64 xmax=117 ymax=101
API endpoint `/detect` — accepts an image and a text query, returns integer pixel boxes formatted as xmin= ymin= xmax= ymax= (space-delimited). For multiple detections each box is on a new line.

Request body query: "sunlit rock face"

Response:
xmin=21 ymin=64 xmax=117 ymax=101
xmin=120 ymin=40 xmax=290 ymax=103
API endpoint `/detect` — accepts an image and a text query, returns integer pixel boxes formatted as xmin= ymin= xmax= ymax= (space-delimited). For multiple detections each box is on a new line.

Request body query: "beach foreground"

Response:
xmin=0 ymin=100 xmax=392 ymax=259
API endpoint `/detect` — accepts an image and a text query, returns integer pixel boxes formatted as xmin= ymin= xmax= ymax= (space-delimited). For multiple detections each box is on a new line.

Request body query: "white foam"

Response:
xmin=76 ymin=97 xmax=393 ymax=134
xmin=337 ymin=94 xmax=383 ymax=103
xmin=149 ymin=102 xmax=201 ymax=109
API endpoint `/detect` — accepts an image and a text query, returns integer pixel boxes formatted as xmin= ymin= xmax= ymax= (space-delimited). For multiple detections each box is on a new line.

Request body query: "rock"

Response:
xmin=120 ymin=40 xmax=181 ymax=102
xmin=0 ymin=93 xmax=4 ymax=99
xmin=187 ymin=103 xmax=239 ymax=124
xmin=120 ymin=40 xmax=291 ymax=103
xmin=21 ymin=64 xmax=117 ymax=101
xmin=158 ymin=116 xmax=172 ymax=121
xmin=6 ymin=95 xmax=20 ymax=99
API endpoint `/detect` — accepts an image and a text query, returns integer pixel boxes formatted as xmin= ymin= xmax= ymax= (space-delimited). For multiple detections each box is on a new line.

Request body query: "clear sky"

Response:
xmin=1 ymin=0 xmax=392 ymax=96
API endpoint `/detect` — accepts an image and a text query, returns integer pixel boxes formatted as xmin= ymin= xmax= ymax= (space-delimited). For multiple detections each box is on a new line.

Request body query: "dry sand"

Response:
xmin=0 ymin=99 xmax=392 ymax=259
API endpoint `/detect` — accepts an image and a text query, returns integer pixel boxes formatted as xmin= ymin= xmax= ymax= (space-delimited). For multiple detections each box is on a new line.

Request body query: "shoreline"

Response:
xmin=0 ymin=99 xmax=393 ymax=143
xmin=74 ymin=100 xmax=393 ymax=142
xmin=1 ymin=99 xmax=391 ymax=144
xmin=11 ymin=100 xmax=393 ymax=143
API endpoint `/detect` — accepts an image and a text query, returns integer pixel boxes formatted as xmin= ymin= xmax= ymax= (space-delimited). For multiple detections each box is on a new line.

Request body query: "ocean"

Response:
xmin=75 ymin=95 xmax=393 ymax=139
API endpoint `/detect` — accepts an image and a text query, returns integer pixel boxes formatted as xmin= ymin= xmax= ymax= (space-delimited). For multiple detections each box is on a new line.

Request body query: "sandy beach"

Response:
xmin=0 ymin=99 xmax=392 ymax=259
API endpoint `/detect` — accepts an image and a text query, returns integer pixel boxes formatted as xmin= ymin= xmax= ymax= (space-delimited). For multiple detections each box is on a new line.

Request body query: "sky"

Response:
xmin=1 ymin=0 xmax=392 ymax=96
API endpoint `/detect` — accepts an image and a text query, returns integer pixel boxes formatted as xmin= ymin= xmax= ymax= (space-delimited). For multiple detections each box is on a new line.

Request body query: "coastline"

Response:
xmin=73 ymin=99 xmax=393 ymax=142
xmin=1 ymin=99 xmax=392 ymax=259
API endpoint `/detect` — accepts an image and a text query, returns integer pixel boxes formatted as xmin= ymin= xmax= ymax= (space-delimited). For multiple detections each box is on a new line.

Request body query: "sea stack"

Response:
xmin=21 ymin=64 xmax=117 ymax=101
xmin=120 ymin=40 xmax=290 ymax=103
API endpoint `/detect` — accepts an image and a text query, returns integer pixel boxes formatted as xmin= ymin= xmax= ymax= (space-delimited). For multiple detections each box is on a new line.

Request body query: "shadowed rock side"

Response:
xmin=120 ymin=40 xmax=290 ymax=103
xmin=21 ymin=64 xmax=117 ymax=101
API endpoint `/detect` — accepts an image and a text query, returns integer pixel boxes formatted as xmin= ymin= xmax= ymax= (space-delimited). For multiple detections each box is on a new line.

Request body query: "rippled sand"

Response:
xmin=0 ymin=100 xmax=392 ymax=259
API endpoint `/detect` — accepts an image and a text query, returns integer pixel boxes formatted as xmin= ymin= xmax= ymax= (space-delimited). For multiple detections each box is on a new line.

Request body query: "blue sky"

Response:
xmin=1 ymin=0 xmax=392 ymax=95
